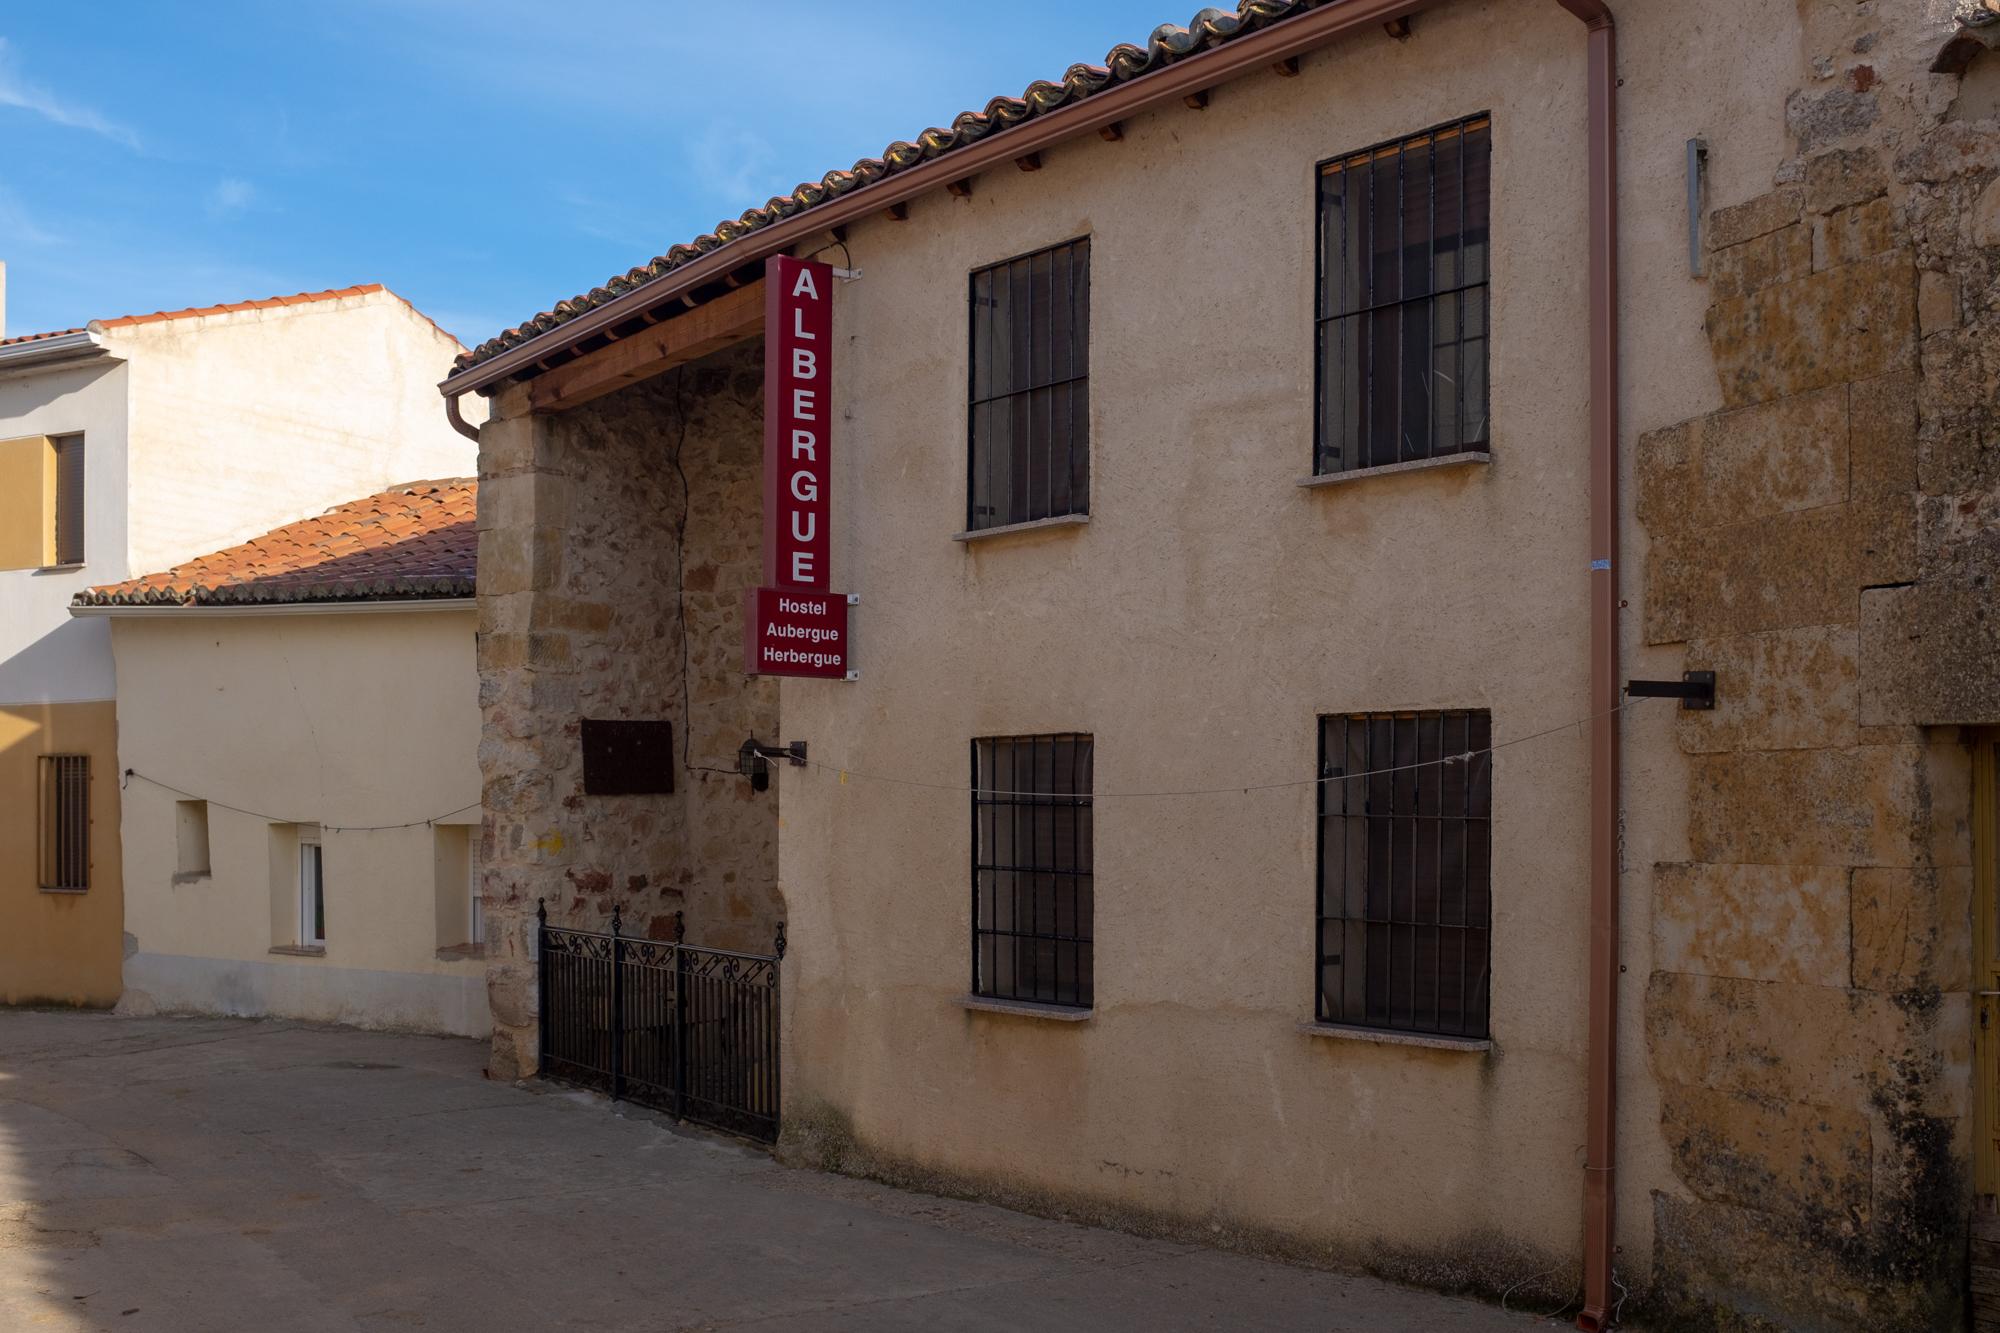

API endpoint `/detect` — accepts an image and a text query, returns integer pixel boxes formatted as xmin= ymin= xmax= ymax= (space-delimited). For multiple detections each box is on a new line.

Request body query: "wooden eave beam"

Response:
xmin=527 ymin=279 xmax=766 ymax=414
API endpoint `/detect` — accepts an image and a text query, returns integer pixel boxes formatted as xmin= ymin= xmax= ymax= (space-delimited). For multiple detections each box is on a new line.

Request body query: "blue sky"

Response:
xmin=0 ymin=2 xmax=1185 ymax=350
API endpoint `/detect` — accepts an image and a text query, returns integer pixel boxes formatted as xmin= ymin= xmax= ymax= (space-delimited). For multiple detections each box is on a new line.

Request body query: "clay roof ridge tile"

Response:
xmin=456 ymin=0 xmax=1313 ymax=371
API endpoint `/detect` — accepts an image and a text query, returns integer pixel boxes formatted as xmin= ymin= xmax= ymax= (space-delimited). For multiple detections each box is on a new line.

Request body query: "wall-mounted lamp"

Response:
xmin=737 ymin=737 xmax=808 ymax=792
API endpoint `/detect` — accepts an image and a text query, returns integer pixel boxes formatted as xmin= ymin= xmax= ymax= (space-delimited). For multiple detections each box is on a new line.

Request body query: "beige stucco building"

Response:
xmin=0 ymin=283 xmax=478 ymax=1006
xmin=441 ymin=2 xmax=2000 ymax=1328
xmin=77 ymin=482 xmax=488 ymax=1037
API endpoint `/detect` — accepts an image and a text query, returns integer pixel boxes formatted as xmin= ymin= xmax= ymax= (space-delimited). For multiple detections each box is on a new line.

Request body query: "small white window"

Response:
xmin=175 ymin=800 xmax=210 ymax=879
xmin=432 ymin=824 xmax=481 ymax=953
xmin=299 ymin=832 xmax=326 ymax=947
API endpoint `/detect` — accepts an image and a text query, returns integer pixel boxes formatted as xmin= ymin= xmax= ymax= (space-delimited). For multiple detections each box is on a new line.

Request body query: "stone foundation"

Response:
xmin=474 ymin=341 xmax=780 ymax=1078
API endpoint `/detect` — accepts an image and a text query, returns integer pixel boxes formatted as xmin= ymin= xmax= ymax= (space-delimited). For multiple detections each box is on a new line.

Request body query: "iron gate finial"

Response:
xmin=610 ymin=904 xmax=622 ymax=937
xmin=774 ymin=920 xmax=788 ymax=960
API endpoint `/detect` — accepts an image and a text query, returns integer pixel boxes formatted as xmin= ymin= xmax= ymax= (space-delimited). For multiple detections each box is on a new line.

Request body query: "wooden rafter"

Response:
xmin=527 ymin=279 xmax=765 ymax=414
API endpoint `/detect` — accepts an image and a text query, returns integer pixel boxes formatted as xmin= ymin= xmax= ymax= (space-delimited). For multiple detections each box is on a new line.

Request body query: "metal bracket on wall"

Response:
xmin=1626 ymin=671 xmax=1717 ymax=711
xmin=737 ymin=738 xmax=809 ymax=793
xmin=1687 ymin=138 xmax=1709 ymax=277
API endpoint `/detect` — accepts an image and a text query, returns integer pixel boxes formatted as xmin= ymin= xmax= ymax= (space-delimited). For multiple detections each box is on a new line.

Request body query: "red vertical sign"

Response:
xmin=763 ymin=255 xmax=833 ymax=591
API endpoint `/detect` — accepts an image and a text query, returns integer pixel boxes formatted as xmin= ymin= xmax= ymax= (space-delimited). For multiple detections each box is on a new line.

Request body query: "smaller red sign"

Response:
xmin=743 ymin=586 xmax=854 ymax=679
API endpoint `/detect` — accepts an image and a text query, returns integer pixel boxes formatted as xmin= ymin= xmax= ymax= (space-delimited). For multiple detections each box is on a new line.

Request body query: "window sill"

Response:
xmin=1298 ymin=1020 xmax=1491 ymax=1052
xmin=1296 ymin=451 xmax=1491 ymax=489
xmin=171 ymin=871 xmax=211 ymax=886
xmin=959 ymin=994 xmax=1093 ymax=1022
xmin=435 ymin=944 xmax=488 ymax=961
xmin=269 ymin=945 xmax=327 ymax=959
xmin=952 ymin=513 xmax=1089 ymax=543
xmin=34 ymin=563 xmax=86 ymax=575
xmin=38 ymin=886 xmax=88 ymax=895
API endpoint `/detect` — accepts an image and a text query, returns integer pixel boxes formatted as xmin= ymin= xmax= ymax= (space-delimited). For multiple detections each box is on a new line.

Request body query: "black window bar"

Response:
xmin=971 ymin=734 xmax=1093 ymax=1009
xmin=1316 ymin=712 xmax=1491 ymax=1039
xmin=38 ymin=754 xmax=89 ymax=892
xmin=1315 ymin=115 xmax=1491 ymax=476
xmin=968 ymin=238 xmax=1090 ymax=531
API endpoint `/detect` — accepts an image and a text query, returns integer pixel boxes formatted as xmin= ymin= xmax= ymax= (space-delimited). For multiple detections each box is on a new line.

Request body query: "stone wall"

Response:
xmin=1638 ymin=19 xmax=1998 ymax=1329
xmin=475 ymin=340 xmax=780 ymax=1078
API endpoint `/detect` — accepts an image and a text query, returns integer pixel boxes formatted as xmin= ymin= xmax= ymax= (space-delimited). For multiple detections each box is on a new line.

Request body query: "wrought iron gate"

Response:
xmin=536 ymin=900 xmax=784 ymax=1143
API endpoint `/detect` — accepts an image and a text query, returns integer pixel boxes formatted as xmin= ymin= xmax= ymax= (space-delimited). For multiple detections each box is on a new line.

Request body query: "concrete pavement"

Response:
xmin=0 ymin=1011 xmax=1547 ymax=1331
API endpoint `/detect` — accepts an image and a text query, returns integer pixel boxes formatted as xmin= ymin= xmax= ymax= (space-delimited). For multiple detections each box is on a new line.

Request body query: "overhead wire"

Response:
xmin=797 ymin=694 xmax=1654 ymax=801
xmin=121 ymin=769 xmax=477 ymax=832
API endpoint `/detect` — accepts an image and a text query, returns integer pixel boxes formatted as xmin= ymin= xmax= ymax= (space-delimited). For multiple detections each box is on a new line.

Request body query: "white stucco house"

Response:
xmin=0 ymin=277 xmax=480 ymax=1006
xmin=73 ymin=480 xmax=488 ymax=1037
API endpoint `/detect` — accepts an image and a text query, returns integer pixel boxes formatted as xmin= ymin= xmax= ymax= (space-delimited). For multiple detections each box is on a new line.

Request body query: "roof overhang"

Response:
xmin=438 ymin=0 xmax=1434 ymax=402
xmin=0 ymin=330 xmax=116 ymax=375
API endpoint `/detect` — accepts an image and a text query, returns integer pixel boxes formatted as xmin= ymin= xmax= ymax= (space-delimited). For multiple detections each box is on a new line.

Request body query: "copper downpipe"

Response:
xmin=1553 ymin=1 xmax=1622 ymax=1328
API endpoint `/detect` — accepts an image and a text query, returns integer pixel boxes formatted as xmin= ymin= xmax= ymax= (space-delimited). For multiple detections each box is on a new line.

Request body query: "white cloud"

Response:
xmin=0 ymin=38 xmax=141 ymax=151
xmin=206 ymin=178 xmax=257 ymax=219
xmin=686 ymin=124 xmax=779 ymax=209
xmin=0 ymin=189 xmax=63 ymax=247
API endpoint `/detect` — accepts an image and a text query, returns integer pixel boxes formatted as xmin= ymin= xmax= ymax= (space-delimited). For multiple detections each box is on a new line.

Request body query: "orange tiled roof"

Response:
xmin=93 ymin=284 xmax=385 ymax=331
xmin=2 ymin=283 xmax=461 ymax=348
xmin=75 ymin=480 xmax=477 ymax=608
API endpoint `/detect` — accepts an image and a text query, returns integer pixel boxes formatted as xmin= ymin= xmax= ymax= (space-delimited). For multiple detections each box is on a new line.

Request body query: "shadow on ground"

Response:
xmin=0 ymin=1011 xmax=1541 ymax=1331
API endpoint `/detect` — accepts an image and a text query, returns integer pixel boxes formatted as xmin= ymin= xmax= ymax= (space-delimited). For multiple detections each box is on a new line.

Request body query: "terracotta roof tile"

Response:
xmin=457 ymin=0 xmax=1317 ymax=371
xmin=76 ymin=480 xmax=478 ymax=608
xmin=2 ymin=284 xmax=462 ymax=350
xmin=93 ymin=284 xmax=386 ymax=331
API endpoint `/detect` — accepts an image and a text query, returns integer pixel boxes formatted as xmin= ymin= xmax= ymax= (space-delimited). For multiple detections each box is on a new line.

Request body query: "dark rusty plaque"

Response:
xmin=580 ymin=719 xmax=674 ymax=796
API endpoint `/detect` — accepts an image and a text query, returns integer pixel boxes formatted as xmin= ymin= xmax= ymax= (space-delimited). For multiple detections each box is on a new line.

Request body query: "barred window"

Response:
xmin=1315 ymin=116 xmax=1490 ymax=475
xmin=37 ymin=754 xmax=89 ymax=892
xmin=968 ymin=238 xmax=1089 ymax=531
xmin=1316 ymin=712 xmax=1491 ymax=1039
xmin=972 ymin=734 xmax=1093 ymax=1009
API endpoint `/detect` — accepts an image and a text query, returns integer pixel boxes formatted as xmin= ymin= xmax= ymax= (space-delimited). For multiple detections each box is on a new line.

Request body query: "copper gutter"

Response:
xmin=444 ymin=391 xmax=480 ymax=442
xmin=1554 ymin=1 xmax=1621 ymax=1328
xmin=437 ymin=0 xmax=1433 ymax=401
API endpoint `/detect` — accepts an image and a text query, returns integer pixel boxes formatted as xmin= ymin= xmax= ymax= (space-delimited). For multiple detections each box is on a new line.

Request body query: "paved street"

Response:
xmin=0 ymin=1012 xmax=1540 ymax=1331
